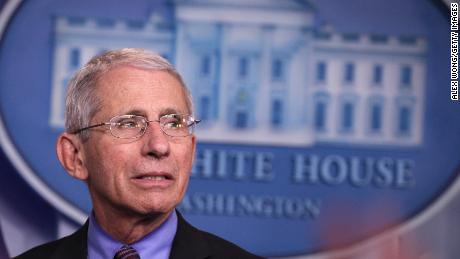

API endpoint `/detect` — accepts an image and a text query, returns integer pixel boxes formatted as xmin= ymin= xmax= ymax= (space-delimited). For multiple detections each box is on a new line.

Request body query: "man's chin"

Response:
xmin=136 ymin=202 xmax=176 ymax=217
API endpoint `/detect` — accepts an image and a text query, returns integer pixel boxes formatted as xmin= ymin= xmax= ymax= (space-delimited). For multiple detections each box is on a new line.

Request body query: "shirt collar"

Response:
xmin=88 ymin=211 xmax=178 ymax=259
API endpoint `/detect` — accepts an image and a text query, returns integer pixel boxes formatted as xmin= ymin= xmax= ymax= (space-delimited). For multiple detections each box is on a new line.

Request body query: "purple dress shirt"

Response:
xmin=87 ymin=211 xmax=178 ymax=259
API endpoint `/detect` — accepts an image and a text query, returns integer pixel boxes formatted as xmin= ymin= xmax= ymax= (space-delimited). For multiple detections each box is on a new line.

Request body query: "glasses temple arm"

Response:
xmin=70 ymin=122 xmax=110 ymax=134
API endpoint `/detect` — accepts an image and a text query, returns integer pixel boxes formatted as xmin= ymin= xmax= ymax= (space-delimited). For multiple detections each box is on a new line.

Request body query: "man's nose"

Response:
xmin=141 ymin=122 xmax=170 ymax=159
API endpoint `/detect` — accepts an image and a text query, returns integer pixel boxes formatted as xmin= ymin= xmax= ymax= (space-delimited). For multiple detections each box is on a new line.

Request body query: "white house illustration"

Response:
xmin=49 ymin=0 xmax=426 ymax=146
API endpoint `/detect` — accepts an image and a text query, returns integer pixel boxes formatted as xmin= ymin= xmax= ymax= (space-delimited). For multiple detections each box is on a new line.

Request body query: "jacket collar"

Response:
xmin=169 ymin=211 xmax=211 ymax=259
xmin=68 ymin=210 xmax=211 ymax=259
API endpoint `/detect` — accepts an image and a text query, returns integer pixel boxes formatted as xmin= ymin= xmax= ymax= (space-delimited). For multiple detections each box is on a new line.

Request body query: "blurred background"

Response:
xmin=0 ymin=0 xmax=459 ymax=258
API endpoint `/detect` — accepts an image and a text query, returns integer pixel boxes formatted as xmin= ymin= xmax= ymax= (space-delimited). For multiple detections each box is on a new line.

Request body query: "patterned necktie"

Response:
xmin=113 ymin=245 xmax=141 ymax=259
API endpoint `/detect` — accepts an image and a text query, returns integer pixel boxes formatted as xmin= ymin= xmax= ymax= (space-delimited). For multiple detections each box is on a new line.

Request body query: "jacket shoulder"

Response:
xmin=14 ymin=237 xmax=67 ymax=259
xmin=171 ymin=212 xmax=264 ymax=259
xmin=13 ymin=222 xmax=88 ymax=259
xmin=198 ymin=229 xmax=264 ymax=259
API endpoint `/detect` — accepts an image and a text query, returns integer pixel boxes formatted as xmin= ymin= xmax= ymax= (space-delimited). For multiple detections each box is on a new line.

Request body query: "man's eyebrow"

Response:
xmin=159 ymin=107 xmax=183 ymax=116
xmin=120 ymin=108 xmax=147 ymax=116
xmin=120 ymin=107 xmax=185 ymax=117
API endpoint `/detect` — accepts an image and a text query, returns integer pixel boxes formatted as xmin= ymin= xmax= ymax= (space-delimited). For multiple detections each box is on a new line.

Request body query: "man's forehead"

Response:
xmin=97 ymin=66 xmax=175 ymax=85
xmin=97 ymin=67 xmax=186 ymax=95
xmin=93 ymin=67 xmax=189 ymax=119
xmin=97 ymin=66 xmax=177 ymax=89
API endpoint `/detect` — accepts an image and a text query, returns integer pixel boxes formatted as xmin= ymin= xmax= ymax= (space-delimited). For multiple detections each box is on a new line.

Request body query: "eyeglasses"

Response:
xmin=72 ymin=114 xmax=200 ymax=139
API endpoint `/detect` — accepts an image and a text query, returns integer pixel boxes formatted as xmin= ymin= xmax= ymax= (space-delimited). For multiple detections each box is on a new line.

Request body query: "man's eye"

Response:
xmin=165 ymin=120 xmax=183 ymax=129
xmin=163 ymin=117 xmax=185 ymax=129
xmin=117 ymin=120 xmax=140 ymax=129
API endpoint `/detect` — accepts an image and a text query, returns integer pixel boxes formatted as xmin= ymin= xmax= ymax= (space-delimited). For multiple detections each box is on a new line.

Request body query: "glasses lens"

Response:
xmin=160 ymin=114 xmax=195 ymax=137
xmin=110 ymin=115 xmax=146 ymax=138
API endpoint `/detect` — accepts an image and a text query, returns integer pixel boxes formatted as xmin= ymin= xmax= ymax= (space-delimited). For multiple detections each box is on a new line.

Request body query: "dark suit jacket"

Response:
xmin=14 ymin=212 xmax=263 ymax=259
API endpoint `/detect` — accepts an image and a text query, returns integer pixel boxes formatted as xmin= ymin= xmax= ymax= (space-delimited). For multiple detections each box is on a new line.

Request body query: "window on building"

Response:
xmin=316 ymin=62 xmax=327 ymax=83
xmin=238 ymin=57 xmax=249 ymax=79
xmin=272 ymin=58 xmax=283 ymax=81
xmin=67 ymin=17 xmax=85 ymax=26
xmin=399 ymin=36 xmax=417 ymax=45
xmin=96 ymin=18 xmax=115 ymax=28
xmin=201 ymin=55 xmax=211 ymax=76
xmin=99 ymin=49 xmax=107 ymax=55
xmin=398 ymin=106 xmax=412 ymax=135
xmin=236 ymin=111 xmax=248 ymax=128
xmin=370 ymin=103 xmax=382 ymax=132
xmin=314 ymin=101 xmax=327 ymax=131
xmin=373 ymin=65 xmax=383 ymax=85
xmin=200 ymin=96 xmax=210 ymax=121
xmin=370 ymin=35 xmax=388 ymax=44
xmin=342 ymin=33 xmax=359 ymax=42
xmin=314 ymin=31 xmax=331 ymax=40
xmin=344 ymin=62 xmax=355 ymax=84
xmin=401 ymin=65 xmax=412 ymax=87
xmin=271 ymin=100 xmax=283 ymax=126
xmin=127 ymin=20 xmax=144 ymax=30
xmin=70 ymin=49 xmax=80 ymax=68
xmin=342 ymin=102 xmax=354 ymax=131
xmin=161 ymin=53 xmax=170 ymax=62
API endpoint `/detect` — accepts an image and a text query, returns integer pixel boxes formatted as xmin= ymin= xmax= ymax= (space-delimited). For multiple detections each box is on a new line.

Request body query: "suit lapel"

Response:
xmin=169 ymin=212 xmax=211 ymax=259
xmin=51 ymin=221 xmax=88 ymax=259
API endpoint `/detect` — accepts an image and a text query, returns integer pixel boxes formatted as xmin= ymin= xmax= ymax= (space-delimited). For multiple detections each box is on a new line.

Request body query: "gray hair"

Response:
xmin=65 ymin=48 xmax=193 ymax=140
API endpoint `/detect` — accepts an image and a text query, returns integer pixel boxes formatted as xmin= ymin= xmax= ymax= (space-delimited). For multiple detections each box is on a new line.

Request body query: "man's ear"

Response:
xmin=56 ymin=133 xmax=88 ymax=181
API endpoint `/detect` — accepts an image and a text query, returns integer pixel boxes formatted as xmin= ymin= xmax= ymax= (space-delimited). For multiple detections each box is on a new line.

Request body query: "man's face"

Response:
xmin=81 ymin=66 xmax=196 ymax=218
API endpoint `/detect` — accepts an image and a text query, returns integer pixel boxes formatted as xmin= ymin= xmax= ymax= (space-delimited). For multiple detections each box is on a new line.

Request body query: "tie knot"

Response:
xmin=113 ymin=245 xmax=140 ymax=259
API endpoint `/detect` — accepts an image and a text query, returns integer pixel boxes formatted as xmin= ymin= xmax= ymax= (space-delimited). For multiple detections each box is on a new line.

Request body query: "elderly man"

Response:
xmin=16 ymin=48 xmax=262 ymax=259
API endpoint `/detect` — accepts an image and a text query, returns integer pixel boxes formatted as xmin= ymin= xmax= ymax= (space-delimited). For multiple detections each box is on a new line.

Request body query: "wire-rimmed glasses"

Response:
xmin=72 ymin=114 xmax=200 ymax=139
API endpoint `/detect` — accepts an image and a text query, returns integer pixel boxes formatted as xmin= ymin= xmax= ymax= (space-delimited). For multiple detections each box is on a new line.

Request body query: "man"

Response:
xmin=16 ymin=48 xmax=262 ymax=259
